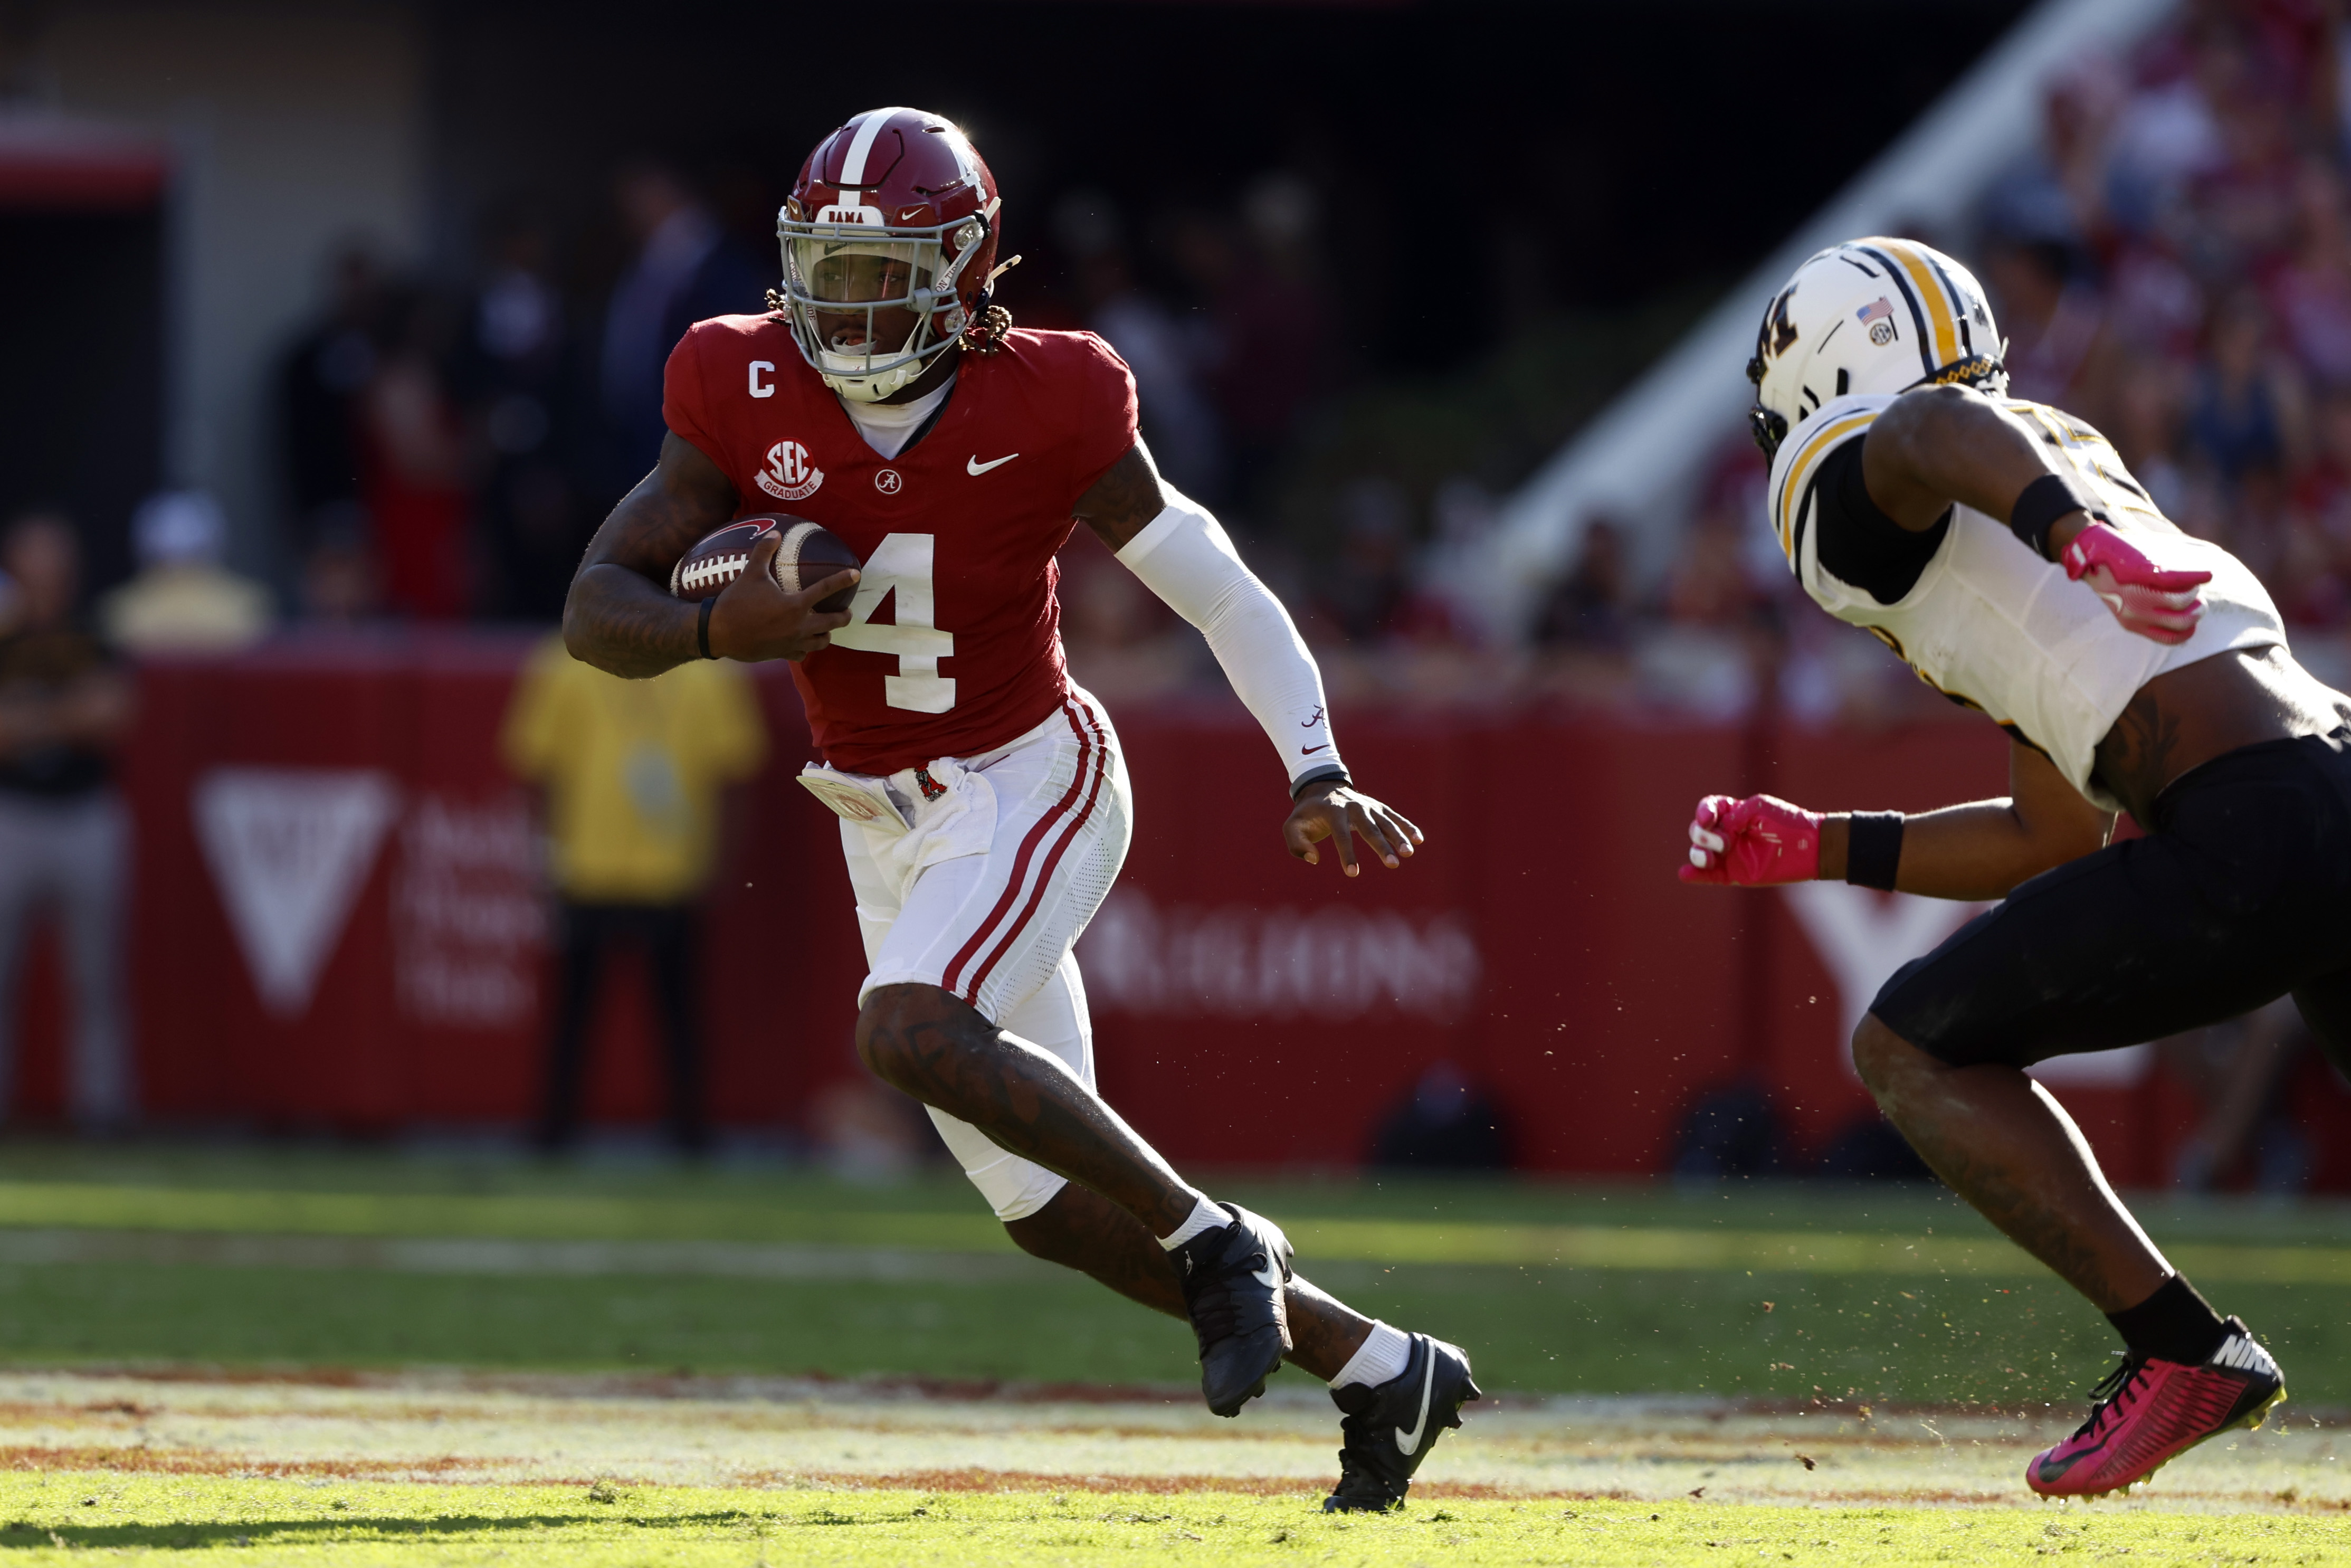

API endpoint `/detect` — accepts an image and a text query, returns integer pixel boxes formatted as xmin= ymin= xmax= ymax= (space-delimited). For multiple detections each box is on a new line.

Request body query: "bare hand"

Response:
xmin=1283 ymin=782 xmax=1424 ymax=877
xmin=706 ymin=533 xmax=858 ymax=663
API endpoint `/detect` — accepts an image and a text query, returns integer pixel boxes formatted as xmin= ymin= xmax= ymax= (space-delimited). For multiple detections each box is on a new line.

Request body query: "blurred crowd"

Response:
xmin=1083 ymin=0 xmax=2351 ymax=740
xmin=26 ymin=3 xmax=2351 ymax=725
xmin=256 ymin=150 xmax=1385 ymax=644
xmin=1983 ymin=0 xmax=2351 ymax=682
xmin=1489 ymin=0 xmax=2351 ymax=734
xmin=277 ymin=160 xmax=767 ymax=625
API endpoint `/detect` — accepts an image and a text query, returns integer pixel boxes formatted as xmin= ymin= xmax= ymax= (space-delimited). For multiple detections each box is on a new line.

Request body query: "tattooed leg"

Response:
xmin=855 ymin=982 xmax=1201 ymax=1235
xmin=1005 ymin=1184 xmax=1375 ymax=1379
xmin=1852 ymin=1013 xmax=2171 ymax=1311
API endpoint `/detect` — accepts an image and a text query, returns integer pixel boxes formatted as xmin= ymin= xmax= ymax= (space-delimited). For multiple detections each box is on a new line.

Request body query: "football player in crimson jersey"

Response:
xmin=561 ymin=107 xmax=1476 ymax=1512
xmin=1682 ymin=239 xmax=2333 ymax=1498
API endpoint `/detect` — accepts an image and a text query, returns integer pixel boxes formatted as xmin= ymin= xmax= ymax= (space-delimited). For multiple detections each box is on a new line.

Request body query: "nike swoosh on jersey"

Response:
xmin=967 ymin=453 xmax=1019 ymax=476
xmin=1394 ymin=1350 xmax=1435 ymax=1455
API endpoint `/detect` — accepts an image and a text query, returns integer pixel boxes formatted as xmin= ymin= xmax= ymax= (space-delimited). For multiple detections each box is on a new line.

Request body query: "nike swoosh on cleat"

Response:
xmin=1394 ymin=1349 xmax=1435 ymax=1456
xmin=967 ymin=453 xmax=1019 ymax=476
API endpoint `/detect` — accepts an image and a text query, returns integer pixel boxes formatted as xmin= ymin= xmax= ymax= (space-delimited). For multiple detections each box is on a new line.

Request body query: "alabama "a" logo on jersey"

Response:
xmin=757 ymin=440 xmax=825 ymax=502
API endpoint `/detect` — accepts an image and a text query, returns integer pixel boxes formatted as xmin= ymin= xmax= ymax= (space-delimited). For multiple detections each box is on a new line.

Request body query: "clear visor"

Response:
xmin=783 ymin=235 xmax=944 ymax=378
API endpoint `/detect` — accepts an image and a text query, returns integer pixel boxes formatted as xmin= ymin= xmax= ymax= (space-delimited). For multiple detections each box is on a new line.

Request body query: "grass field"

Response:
xmin=11 ymin=1475 xmax=2351 ymax=1566
xmin=0 ymin=1144 xmax=2342 ymax=1405
xmin=0 ymin=1144 xmax=2339 ymax=1561
xmin=0 ymin=1367 xmax=2339 ymax=1563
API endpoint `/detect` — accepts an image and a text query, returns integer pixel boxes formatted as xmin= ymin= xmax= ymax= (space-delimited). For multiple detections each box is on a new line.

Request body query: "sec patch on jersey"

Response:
xmin=669 ymin=515 xmax=860 ymax=611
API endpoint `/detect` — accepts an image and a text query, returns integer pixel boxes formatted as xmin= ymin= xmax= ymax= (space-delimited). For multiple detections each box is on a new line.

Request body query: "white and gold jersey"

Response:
xmin=1766 ymin=391 xmax=2284 ymax=812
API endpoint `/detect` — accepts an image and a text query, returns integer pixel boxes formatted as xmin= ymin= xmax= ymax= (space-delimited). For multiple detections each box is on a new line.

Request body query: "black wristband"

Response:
xmin=2009 ymin=472 xmax=2105 ymax=560
xmin=1845 ymin=811 xmax=1905 ymax=892
xmin=1291 ymin=764 xmax=1351 ymax=801
xmin=696 ymin=596 xmax=717 ymax=660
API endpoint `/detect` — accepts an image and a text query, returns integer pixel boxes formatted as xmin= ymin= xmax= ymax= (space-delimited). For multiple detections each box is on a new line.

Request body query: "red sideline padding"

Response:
xmin=72 ymin=631 xmax=2349 ymax=1184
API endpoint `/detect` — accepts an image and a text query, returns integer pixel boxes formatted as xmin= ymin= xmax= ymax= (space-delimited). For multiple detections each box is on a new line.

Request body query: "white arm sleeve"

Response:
xmin=1114 ymin=491 xmax=1343 ymax=791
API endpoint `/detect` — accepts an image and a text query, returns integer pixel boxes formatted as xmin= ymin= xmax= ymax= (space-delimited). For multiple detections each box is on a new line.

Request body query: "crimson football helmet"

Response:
xmin=776 ymin=107 xmax=1003 ymax=402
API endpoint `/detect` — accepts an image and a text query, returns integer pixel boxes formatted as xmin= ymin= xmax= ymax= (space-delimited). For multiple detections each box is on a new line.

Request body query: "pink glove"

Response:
xmin=2061 ymin=521 xmax=2210 ymax=647
xmin=1679 ymin=794 xmax=1823 ymax=886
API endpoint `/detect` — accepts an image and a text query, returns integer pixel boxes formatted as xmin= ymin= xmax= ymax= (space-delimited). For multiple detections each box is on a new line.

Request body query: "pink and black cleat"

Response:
xmin=2027 ymin=1317 xmax=2286 ymax=1498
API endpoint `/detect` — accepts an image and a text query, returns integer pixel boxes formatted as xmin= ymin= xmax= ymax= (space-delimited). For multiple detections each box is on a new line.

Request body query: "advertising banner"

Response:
xmin=14 ymin=632 xmax=2331 ymax=1189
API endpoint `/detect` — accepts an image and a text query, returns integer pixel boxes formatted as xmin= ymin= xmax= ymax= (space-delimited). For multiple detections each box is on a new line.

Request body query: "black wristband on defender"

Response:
xmin=1844 ymin=811 xmax=1905 ymax=891
xmin=1291 ymin=764 xmax=1351 ymax=801
xmin=696 ymin=596 xmax=717 ymax=660
xmin=2009 ymin=472 xmax=2104 ymax=560
xmin=1843 ymin=818 xmax=1899 ymax=888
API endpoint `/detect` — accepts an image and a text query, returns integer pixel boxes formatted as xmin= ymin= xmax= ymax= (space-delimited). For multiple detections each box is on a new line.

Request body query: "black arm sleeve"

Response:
xmin=1807 ymin=434 xmax=1949 ymax=605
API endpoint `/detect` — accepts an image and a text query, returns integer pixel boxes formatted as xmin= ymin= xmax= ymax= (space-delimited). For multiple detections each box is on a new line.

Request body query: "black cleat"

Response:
xmin=1321 ymin=1333 xmax=1481 ymax=1513
xmin=1172 ymin=1202 xmax=1293 ymax=1417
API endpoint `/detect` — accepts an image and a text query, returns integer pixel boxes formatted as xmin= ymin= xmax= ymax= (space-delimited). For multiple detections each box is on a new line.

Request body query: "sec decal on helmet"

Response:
xmin=776 ymin=107 xmax=1007 ymax=403
xmin=1746 ymin=237 xmax=2006 ymax=459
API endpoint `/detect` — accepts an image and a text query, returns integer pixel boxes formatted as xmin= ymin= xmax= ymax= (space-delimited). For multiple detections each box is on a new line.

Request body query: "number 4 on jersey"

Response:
xmin=827 ymin=533 xmax=956 ymax=712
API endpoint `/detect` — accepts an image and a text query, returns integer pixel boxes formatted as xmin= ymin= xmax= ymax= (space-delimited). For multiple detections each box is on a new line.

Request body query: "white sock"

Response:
xmin=1157 ymin=1194 xmax=1226 ymax=1250
xmin=1329 ymin=1321 xmax=1414 ymax=1391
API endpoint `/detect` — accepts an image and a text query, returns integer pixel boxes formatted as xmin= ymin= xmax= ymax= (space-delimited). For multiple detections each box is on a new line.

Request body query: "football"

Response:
xmin=668 ymin=515 xmax=861 ymax=612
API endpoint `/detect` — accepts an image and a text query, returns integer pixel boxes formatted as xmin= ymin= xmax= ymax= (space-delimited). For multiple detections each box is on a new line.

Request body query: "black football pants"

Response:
xmin=535 ymin=899 xmax=709 ymax=1154
xmin=1874 ymin=726 xmax=2351 ymax=1075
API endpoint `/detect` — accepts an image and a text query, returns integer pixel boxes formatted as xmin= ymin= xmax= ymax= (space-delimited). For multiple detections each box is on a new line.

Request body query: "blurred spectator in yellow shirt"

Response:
xmin=501 ymin=635 xmax=766 ymax=1154
xmin=100 ymin=492 xmax=272 ymax=654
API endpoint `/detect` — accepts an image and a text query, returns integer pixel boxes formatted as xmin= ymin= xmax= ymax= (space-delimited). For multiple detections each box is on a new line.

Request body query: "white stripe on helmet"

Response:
xmin=837 ymin=107 xmax=912 ymax=188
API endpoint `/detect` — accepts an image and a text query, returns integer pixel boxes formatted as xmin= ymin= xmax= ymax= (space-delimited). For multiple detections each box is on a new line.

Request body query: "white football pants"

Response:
xmin=834 ymin=687 xmax=1133 ymax=1221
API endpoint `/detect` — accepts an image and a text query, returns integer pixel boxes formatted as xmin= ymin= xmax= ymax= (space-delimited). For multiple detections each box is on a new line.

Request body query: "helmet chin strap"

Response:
xmin=830 ymin=370 xmax=909 ymax=404
xmin=821 ymin=297 xmax=955 ymax=402
xmin=826 ymin=317 xmax=960 ymax=403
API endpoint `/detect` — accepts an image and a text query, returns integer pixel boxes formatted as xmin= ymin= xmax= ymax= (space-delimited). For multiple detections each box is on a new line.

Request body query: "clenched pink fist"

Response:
xmin=2061 ymin=521 xmax=2210 ymax=646
xmin=1679 ymin=793 xmax=1824 ymax=886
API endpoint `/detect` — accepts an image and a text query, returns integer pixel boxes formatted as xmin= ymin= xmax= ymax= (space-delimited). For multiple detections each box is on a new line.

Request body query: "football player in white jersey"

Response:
xmin=1681 ymin=237 xmax=2348 ymax=1498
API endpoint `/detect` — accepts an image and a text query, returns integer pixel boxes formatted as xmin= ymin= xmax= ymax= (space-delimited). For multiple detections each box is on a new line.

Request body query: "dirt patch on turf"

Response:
xmin=22 ymin=1366 xmax=2346 ymax=1430
xmin=0 ymin=1453 xmax=1643 ymax=1504
xmin=0 ymin=1446 xmax=516 ymax=1481
xmin=0 ymin=1370 xmax=2338 ymax=1515
xmin=760 ymin=1470 xmax=1588 ymax=1500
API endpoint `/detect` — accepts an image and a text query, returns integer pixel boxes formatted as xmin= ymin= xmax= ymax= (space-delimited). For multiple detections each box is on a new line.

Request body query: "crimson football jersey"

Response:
xmin=663 ymin=319 xmax=1139 ymax=775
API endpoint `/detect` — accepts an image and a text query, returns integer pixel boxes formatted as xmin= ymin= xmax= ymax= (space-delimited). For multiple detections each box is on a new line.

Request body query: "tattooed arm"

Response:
xmin=563 ymin=433 xmax=854 ymax=678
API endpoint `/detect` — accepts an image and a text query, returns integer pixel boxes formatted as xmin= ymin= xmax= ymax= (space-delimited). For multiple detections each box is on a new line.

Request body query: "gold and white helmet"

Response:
xmin=1746 ymin=237 xmax=2006 ymax=459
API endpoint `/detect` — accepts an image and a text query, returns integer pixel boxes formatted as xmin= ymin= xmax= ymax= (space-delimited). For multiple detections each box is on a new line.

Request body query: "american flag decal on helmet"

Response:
xmin=1858 ymin=297 xmax=1897 ymax=346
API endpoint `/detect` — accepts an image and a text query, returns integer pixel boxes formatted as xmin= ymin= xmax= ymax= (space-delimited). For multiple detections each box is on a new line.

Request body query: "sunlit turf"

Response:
xmin=0 ymin=1475 xmax=2336 ymax=1565
xmin=0 ymin=1143 xmax=2339 ymax=1407
xmin=5 ymin=1256 xmax=2337 ymax=1407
